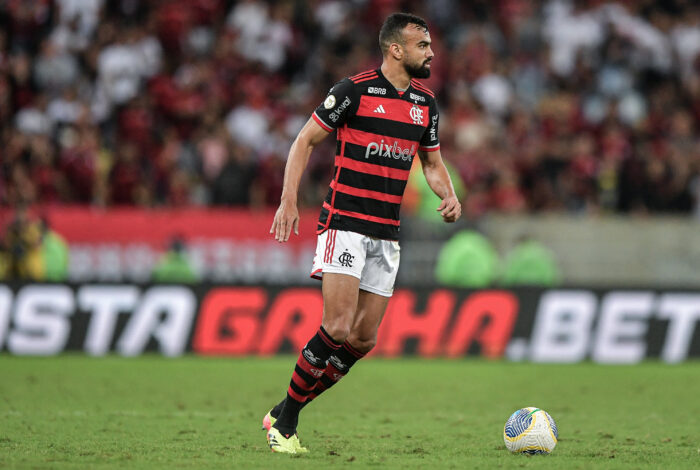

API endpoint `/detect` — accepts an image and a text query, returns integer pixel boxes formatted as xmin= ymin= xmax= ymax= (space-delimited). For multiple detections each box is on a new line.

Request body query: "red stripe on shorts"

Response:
xmin=330 ymin=230 xmax=337 ymax=263
xmin=325 ymin=230 xmax=336 ymax=263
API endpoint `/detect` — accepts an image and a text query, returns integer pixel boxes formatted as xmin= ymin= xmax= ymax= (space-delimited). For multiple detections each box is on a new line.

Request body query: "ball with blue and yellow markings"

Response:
xmin=503 ymin=407 xmax=558 ymax=454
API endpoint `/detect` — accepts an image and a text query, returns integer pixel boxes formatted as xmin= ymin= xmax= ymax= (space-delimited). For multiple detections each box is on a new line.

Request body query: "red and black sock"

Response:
xmin=273 ymin=326 xmax=341 ymax=436
xmin=271 ymin=341 xmax=366 ymax=419
xmin=307 ymin=341 xmax=365 ymax=401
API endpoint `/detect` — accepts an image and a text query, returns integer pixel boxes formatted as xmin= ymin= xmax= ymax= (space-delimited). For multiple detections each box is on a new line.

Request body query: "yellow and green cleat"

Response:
xmin=266 ymin=427 xmax=308 ymax=454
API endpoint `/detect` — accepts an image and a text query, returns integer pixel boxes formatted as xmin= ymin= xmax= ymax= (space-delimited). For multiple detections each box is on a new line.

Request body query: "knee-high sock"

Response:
xmin=273 ymin=326 xmax=341 ymax=435
xmin=307 ymin=341 xmax=365 ymax=401
xmin=271 ymin=341 xmax=365 ymax=419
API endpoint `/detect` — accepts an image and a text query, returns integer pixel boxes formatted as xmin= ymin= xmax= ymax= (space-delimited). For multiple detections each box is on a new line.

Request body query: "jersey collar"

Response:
xmin=375 ymin=67 xmax=415 ymax=101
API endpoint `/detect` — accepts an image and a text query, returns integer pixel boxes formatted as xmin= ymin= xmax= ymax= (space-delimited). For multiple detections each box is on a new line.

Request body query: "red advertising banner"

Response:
xmin=0 ymin=207 xmax=322 ymax=283
xmin=0 ymin=206 xmax=319 ymax=246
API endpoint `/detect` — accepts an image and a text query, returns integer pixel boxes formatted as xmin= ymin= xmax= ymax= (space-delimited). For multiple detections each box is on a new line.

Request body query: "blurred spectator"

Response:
xmin=4 ymin=207 xmax=44 ymax=280
xmin=0 ymin=0 xmax=699 ymax=219
xmin=15 ymin=93 xmax=52 ymax=136
xmin=151 ymin=236 xmax=199 ymax=283
xmin=33 ymin=38 xmax=80 ymax=92
xmin=95 ymin=24 xmax=161 ymax=115
xmin=435 ymin=230 xmax=499 ymax=288
xmin=406 ymin=159 xmax=466 ymax=224
xmin=110 ymin=142 xmax=148 ymax=205
xmin=501 ymin=236 xmax=560 ymax=286
xmin=39 ymin=216 xmax=68 ymax=281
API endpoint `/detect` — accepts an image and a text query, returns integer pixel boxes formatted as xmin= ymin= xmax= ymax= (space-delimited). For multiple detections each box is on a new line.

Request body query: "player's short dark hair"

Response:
xmin=379 ymin=13 xmax=429 ymax=55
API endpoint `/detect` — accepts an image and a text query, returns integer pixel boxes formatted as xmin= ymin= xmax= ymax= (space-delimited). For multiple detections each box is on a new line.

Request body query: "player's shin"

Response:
xmin=273 ymin=326 xmax=342 ymax=436
xmin=270 ymin=341 xmax=366 ymax=421
xmin=308 ymin=341 xmax=366 ymax=401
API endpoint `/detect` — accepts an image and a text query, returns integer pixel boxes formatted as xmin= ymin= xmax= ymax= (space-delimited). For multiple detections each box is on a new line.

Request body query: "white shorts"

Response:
xmin=311 ymin=229 xmax=400 ymax=297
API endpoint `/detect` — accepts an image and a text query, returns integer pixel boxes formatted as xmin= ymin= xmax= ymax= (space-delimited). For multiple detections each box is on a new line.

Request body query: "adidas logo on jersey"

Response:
xmin=373 ymin=105 xmax=386 ymax=114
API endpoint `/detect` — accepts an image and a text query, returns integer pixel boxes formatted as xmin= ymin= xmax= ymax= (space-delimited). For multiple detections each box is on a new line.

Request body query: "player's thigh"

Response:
xmin=358 ymin=238 xmax=400 ymax=297
xmin=347 ymin=289 xmax=390 ymax=352
xmin=321 ymin=272 xmax=361 ymax=340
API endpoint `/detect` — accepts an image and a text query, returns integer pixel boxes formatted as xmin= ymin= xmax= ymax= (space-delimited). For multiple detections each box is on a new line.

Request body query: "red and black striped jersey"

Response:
xmin=312 ymin=68 xmax=440 ymax=240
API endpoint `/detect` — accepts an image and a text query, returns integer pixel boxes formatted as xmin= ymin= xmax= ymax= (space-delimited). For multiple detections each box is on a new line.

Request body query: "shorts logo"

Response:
xmin=338 ymin=250 xmax=354 ymax=267
xmin=410 ymin=105 xmax=424 ymax=125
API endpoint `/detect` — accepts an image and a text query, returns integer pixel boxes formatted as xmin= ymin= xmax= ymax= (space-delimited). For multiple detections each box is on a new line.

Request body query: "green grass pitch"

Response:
xmin=1 ymin=355 xmax=699 ymax=469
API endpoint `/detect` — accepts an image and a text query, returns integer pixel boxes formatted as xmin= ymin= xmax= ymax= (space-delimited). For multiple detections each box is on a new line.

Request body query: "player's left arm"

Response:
xmin=417 ymin=148 xmax=461 ymax=223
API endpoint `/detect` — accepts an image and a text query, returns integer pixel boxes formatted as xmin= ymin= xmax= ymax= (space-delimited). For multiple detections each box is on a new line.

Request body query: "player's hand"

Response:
xmin=437 ymin=196 xmax=461 ymax=223
xmin=270 ymin=199 xmax=299 ymax=242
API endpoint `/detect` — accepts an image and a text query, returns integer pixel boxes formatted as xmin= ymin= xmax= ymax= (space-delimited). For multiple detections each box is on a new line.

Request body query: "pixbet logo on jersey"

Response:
xmin=365 ymin=139 xmax=416 ymax=162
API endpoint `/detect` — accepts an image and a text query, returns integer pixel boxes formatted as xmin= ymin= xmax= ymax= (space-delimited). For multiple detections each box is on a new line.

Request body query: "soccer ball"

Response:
xmin=503 ymin=407 xmax=558 ymax=454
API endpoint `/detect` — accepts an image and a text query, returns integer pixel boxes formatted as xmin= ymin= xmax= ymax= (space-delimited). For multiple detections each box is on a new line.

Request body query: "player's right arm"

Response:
xmin=270 ymin=118 xmax=330 ymax=242
xmin=271 ymin=78 xmax=357 ymax=242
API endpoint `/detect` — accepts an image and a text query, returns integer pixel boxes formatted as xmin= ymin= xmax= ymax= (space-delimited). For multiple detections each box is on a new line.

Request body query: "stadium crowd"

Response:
xmin=1 ymin=0 xmax=700 ymax=218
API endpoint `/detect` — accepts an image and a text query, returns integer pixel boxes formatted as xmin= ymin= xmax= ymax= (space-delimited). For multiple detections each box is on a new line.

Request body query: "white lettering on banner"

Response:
xmin=0 ymin=286 xmax=698 ymax=359
xmin=525 ymin=289 xmax=700 ymax=363
xmin=210 ymin=239 xmax=235 ymax=282
xmin=122 ymin=244 xmax=156 ymax=283
xmin=116 ymin=287 xmax=195 ymax=357
xmin=7 ymin=286 xmax=74 ymax=355
xmin=69 ymin=242 xmax=313 ymax=284
xmin=68 ymin=244 xmax=95 ymax=281
xmin=591 ymin=292 xmax=654 ymax=364
xmin=96 ymin=244 xmax=122 ymax=281
xmin=193 ymin=240 xmax=314 ymax=283
xmin=79 ymin=286 xmax=139 ymax=356
xmin=657 ymin=294 xmax=700 ymax=363
xmin=529 ymin=290 xmax=596 ymax=362
xmin=265 ymin=243 xmax=297 ymax=283
xmin=0 ymin=286 xmax=12 ymax=349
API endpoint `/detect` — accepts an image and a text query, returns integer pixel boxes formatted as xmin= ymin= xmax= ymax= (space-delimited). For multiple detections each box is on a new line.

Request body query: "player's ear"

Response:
xmin=389 ymin=42 xmax=403 ymax=60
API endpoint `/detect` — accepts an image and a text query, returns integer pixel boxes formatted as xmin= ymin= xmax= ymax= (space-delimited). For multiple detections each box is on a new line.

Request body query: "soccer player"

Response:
xmin=265 ymin=12 xmax=461 ymax=453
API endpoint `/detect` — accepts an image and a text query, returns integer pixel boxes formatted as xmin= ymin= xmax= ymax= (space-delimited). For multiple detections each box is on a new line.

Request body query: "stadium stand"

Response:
xmin=1 ymin=0 xmax=699 ymax=218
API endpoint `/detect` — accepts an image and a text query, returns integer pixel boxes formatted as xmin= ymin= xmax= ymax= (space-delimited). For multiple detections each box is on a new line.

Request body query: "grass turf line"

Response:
xmin=0 ymin=355 xmax=699 ymax=469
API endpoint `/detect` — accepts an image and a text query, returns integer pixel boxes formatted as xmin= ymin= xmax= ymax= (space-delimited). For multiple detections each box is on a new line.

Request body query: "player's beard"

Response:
xmin=405 ymin=59 xmax=431 ymax=79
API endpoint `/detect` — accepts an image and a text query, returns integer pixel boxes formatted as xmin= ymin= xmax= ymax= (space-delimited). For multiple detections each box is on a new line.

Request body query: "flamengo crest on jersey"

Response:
xmin=410 ymin=105 xmax=424 ymax=125
xmin=312 ymin=68 xmax=440 ymax=240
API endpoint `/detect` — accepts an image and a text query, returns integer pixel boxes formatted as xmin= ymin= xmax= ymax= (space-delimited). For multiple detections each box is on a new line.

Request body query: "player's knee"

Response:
xmin=347 ymin=335 xmax=376 ymax=354
xmin=321 ymin=321 xmax=351 ymax=344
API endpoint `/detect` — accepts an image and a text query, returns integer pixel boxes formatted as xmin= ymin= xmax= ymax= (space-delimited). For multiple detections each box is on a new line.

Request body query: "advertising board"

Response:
xmin=1 ymin=284 xmax=698 ymax=363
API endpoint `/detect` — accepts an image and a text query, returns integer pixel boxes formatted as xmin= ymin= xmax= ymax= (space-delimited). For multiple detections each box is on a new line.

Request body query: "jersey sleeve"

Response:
xmin=312 ymin=78 xmax=356 ymax=132
xmin=419 ymin=100 xmax=440 ymax=152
